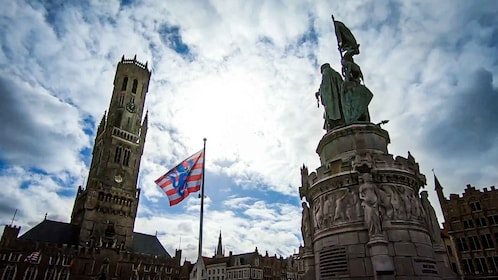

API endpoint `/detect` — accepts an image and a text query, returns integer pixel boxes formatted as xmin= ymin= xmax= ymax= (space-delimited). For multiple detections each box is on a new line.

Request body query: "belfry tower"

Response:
xmin=71 ymin=56 xmax=150 ymax=250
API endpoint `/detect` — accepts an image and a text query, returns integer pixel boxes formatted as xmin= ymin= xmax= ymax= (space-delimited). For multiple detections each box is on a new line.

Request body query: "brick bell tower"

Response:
xmin=71 ymin=55 xmax=150 ymax=250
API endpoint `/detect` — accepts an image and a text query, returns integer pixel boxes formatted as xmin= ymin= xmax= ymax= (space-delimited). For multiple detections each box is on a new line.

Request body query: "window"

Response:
xmin=456 ymin=237 xmax=469 ymax=251
xmin=470 ymin=201 xmax=482 ymax=212
xmin=119 ymin=93 xmax=125 ymax=106
xmin=2 ymin=264 xmax=17 ymax=280
xmin=8 ymin=253 xmax=21 ymax=262
xmin=469 ymin=236 xmax=481 ymax=251
xmin=488 ymin=256 xmax=498 ymax=272
xmin=62 ymin=256 xmax=71 ymax=266
xmin=123 ymin=149 xmax=131 ymax=166
xmin=451 ymin=263 xmax=458 ymax=274
xmin=23 ymin=266 xmax=37 ymax=280
xmin=476 ymin=217 xmax=487 ymax=227
xmin=475 ymin=258 xmax=488 ymax=274
xmin=44 ymin=268 xmax=58 ymax=280
xmin=58 ymin=268 xmax=70 ymax=280
xmin=464 ymin=219 xmax=474 ymax=229
xmin=462 ymin=259 xmax=475 ymax=274
xmin=114 ymin=146 xmax=122 ymax=163
xmin=132 ymin=79 xmax=138 ymax=93
xmin=122 ymin=77 xmax=128 ymax=91
xmin=481 ymin=234 xmax=494 ymax=249
xmin=446 ymin=245 xmax=453 ymax=256
xmin=488 ymin=215 xmax=498 ymax=225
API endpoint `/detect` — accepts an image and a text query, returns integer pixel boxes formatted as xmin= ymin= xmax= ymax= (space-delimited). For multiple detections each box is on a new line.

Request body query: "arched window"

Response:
xmin=123 ymin=149 xmax=131 ymax=167
xmin=114 ymin=146 xmax=123 ymax=163
xmin=44 ymin=268 xmax=57 ymax=280
xmin=23 ymin=266 xmax=37 ymax=280
xmin=119 ymin=93 xmax=125 ymax=107
xmin=131 ymin=79 xmax=138 ymax=93
xmin=2 ymin=264 xmax=16 ymax=280
xmin=58 ymin=268 xmax=70 ymax=280
xmin=121 ymin=77 xmax=128 ymax=91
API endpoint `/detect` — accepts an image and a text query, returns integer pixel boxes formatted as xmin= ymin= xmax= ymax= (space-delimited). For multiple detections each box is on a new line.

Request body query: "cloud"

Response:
xmin=1 ymin=0 xmax=498 ymax=262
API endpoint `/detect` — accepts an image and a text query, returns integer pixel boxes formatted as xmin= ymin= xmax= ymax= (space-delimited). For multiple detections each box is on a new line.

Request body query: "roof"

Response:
xmin=19 ymin=219 xmax=79 ymax=246
xmin=19 ymin=219 xmax=171 ymax=258
xmin=132 ymin=232 xmax=171 ymax=258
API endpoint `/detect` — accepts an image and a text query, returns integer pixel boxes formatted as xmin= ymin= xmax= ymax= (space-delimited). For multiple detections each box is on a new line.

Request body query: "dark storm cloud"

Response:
xmin=0 ymin=76 xmax=47 ymax=158
xmin=424 ymin=68 xmax=498 ymax=157
xmin=0 ymin=75 xmax=87 ymax=172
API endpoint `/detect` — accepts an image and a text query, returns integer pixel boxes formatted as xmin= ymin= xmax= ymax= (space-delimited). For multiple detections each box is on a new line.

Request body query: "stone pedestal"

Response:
xmin=299 ymin=123 xmax=458 ymax=280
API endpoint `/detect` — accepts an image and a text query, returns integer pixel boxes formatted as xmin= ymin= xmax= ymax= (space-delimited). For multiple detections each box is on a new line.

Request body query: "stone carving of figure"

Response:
xmin=352 ymin=189 xmax=362 ymax=218
xmin=323 ymin=194 xmax=333 ymax=226
xmin=314 ymin=197 xmax=323 ymax=229
xmin=333 ymin=190 xmax=349 ymax=222
xmin=410 ymin=192 xmax=423 ymax=218
xmin=301 ymin=202 xmax=313 ymax=250
xmin=381 ymin=185 xmax=403 ymax=219
xmin=420 ymin=191 xmax=443 ymax=244
xmin=399 ymin=187 xmax=412 ymax=219
xmin=316 ymin=63 xmax=344 ymax=130
xmin=85 ymin=190 xmax=98 ymax=210
xmin=359 ymin=174 xmax=382 ymax=237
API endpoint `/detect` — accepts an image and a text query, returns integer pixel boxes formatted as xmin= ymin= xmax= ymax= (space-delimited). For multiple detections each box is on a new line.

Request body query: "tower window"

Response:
xmin=121 ymin=77 xmax=128 ymax=91
xmin=114 ymin=146 xmax=123 ymax=163
xmin=119 ymin=93 xmax=125 ymax=107
xmin=123 ymin=149 xmax=131 ymax=166
xmin=132 ymin=79 xmax=138 ymax=93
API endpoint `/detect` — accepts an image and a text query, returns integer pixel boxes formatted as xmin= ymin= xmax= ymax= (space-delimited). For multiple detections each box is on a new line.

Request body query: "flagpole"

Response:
xmin=197 ymin=138 xmax=207 ymax=280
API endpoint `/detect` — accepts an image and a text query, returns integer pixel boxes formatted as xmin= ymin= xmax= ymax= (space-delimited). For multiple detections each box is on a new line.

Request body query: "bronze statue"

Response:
xmin=315 ymin=16 xmax=373 ymax=131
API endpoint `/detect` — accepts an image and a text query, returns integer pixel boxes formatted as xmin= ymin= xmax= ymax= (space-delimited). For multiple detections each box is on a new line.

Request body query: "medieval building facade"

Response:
xmin=0 ymin=56 xmax=186 ymax=280
xmin=436 ymin=178 xmax=498 ymax=279
xmin=189 ymin=233 xmax=303 ymax=280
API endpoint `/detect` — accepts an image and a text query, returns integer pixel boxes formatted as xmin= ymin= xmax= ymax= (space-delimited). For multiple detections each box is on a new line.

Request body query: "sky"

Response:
xmin=0 ymin=0 xmax=497 ymax=263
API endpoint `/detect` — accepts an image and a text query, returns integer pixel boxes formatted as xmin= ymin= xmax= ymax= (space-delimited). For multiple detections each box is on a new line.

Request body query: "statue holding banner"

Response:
xmin=315 ymin=17 xmax=373 ymax=131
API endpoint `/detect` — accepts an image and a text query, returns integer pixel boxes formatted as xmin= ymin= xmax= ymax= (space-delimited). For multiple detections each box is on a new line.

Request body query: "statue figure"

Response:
xmin=359 ymin=174 xmax=382 ymax=237
xmin=316 ymin=63 xmax=344 ymax=130
xmin=301 ymin=202 xmax=313 ymax=250
xmin=314 ymin=17 xmax=373 ymax=131
xmin=420 ymin=191 xmax=443 ymax=244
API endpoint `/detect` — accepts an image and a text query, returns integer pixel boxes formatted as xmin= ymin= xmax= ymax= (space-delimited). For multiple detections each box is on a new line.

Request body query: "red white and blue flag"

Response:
xmin=155 ymin=149 xmax=204 ymax=206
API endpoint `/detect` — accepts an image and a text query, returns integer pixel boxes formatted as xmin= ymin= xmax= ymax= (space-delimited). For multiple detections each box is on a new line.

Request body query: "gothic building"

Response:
xmin=0 ymin=56 xmax=184 ymax=280
xmin=436 ymin=178 xmax=498 ymax=279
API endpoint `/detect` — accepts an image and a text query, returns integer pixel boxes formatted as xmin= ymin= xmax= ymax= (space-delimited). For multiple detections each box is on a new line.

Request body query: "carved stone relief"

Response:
xmin=358 ymin=174 xmax=382 ymax=237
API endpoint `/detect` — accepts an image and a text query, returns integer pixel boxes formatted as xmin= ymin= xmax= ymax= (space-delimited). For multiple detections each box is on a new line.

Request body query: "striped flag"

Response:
xmin=24 ymin=251 xmax=40 ymax=263
xmin=155 ymin=150 xmax=204 ymax=206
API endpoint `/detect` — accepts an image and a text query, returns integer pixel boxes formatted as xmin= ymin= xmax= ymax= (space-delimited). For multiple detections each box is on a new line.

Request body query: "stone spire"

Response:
xmin=215 ymin=231 xmax=223 ymax=258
